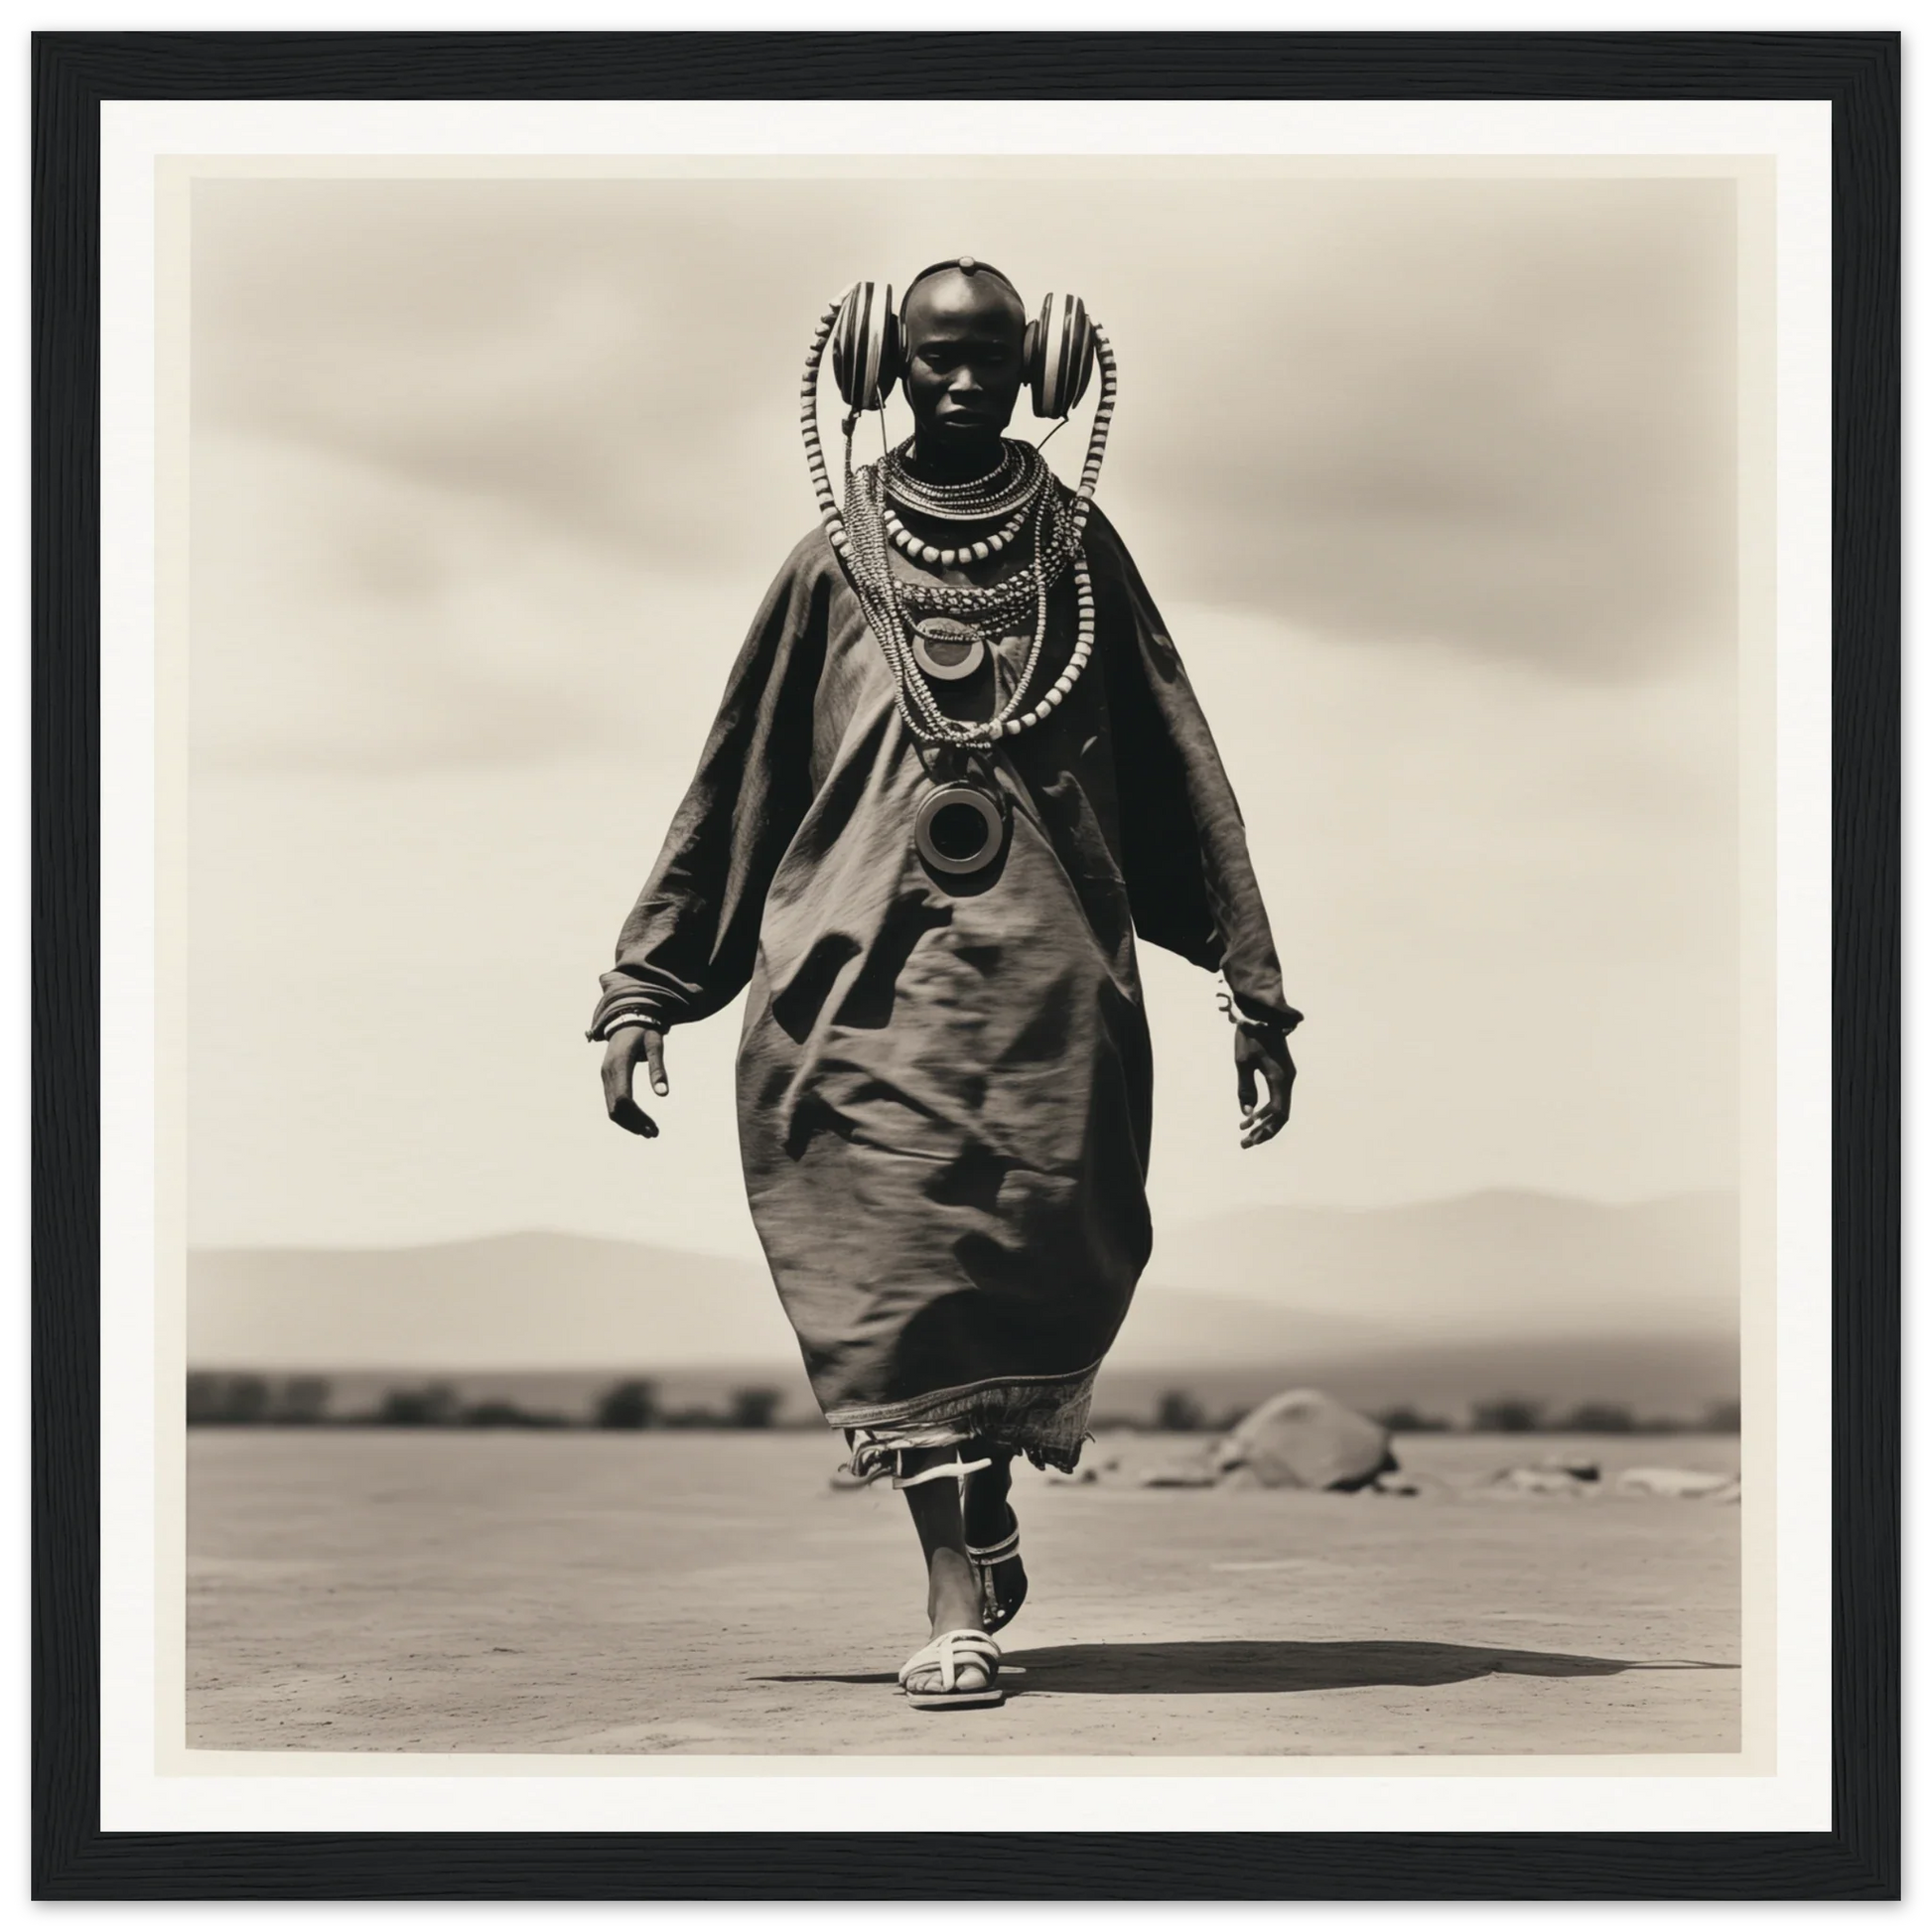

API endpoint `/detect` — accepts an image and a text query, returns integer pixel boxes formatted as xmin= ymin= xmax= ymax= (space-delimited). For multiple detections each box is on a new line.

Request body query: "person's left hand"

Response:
xmin=1234 ymin=1024 xmax=1296 ymax=1149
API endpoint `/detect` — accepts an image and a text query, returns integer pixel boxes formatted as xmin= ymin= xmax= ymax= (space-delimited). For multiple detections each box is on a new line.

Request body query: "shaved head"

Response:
xmin=899 ymin=262 xmax=1027 ymax=339
xmin=897 ymin=258 xmax=1029 ymax=476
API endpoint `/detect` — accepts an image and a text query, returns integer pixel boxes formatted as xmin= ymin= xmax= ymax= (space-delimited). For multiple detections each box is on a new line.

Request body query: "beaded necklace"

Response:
xmin=797 ymin=289 xmax=1118 ymax=752
xmin=878 ymin=476 xmax=1076 ymax=628
xmin=883 ymin=501 xmax=1030 ymax=568
xmin=883 ymin=438 xmax=1042 ymax=520
xmin=842 ymin=453 xmax=1073 ymax=750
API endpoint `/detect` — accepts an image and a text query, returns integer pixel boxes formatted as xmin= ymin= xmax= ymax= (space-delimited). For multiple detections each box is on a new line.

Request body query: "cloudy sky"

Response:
xmin=186 ymin=169 xmax=1741 ymax=1257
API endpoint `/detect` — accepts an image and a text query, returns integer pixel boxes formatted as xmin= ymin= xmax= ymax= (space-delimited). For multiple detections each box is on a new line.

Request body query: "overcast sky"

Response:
xmin=186 ymin=170 xmax=1741 ymax=1257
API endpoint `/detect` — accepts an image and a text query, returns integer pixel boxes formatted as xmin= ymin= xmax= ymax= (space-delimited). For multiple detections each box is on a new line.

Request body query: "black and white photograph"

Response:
xmin=172 ymin=151 xmax=1771 ymax=1763
xmin=25 ymin=20 xmax=1902 ymax=1903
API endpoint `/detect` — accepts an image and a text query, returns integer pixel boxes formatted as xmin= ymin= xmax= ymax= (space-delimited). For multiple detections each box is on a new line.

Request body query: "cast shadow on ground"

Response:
xmin=754 ymin=1639 xmax=1738 ymax=1695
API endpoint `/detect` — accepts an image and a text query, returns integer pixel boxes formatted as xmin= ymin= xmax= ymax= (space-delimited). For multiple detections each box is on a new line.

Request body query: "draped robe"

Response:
xmin=590 ymin=491 xmax=1300 ymax=1472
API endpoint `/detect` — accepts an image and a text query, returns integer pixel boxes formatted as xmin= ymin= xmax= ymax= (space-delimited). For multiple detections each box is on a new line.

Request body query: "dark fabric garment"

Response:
xmin=592 ymin=493 xmax=1300 ymax=1468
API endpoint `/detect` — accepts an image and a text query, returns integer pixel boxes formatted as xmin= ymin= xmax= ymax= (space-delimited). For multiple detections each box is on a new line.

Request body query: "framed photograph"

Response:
xmin=34 ymin=29 xmax=1898 ymax=1900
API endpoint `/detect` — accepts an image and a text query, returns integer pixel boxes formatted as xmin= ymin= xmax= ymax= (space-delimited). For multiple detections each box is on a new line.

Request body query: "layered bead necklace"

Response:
xmin=798 ymin=292 xmax=1118 ymax=752
xmin=883 ymin=496 xmax=1030 ymax=569
xmin=887 ymin=436 xmax=1038 ymax=518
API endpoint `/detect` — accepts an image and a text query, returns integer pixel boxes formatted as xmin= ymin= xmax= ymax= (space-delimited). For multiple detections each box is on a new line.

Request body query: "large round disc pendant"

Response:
xmin=910 ymin=618 xmax=987 ymax=682
xmin=914 ymin=783 xmax=1004 ymax=876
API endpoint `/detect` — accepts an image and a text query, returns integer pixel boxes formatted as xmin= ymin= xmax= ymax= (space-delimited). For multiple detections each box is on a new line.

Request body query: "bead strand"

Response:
xmin=1067 ymin=324 xmax=1118 ymax=541
xmin=884 ymin=502 xmax=1030 ymax=568
xmin=882 ymin=438 xmax=1042 ymax=520
xmin=854 ymin=459 xmax=1056 ymax=749
xmin=1002 ymin=553 xmax=1096 ymax=736
xmin=841 ymin=434 xmax=980 ymax=747
xmin=844 ymin=459 xmax=1079 ymax=748
xmin=798 ymin=289 xmax=1117 ymax=750
xmin=836 ymin=419 xmax=1047 ymax=749
xmin=887 ymin=485 xmax=1078 ymax=622
xmin=882 ymin=481 xmax=1050 ymax=746
xmin=800 ymin=294 xmax=854 ymax=560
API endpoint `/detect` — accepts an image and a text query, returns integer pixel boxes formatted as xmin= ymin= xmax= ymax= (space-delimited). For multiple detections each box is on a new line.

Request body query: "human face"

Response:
xmin=898 ymin=271 xmax=1027 ymax=467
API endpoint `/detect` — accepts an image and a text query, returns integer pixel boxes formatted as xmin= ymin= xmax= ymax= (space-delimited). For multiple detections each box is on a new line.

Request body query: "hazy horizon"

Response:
xmin=187 ymin=1190 xmax=1740 ymax=1380
xmin=185 ymin=1178 xmax=1738 ymax=1261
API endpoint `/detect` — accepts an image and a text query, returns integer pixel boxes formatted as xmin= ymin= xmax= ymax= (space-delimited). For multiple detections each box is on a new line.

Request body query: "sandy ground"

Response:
xmin=187 ymin=1430 xmax=1739 ymax=1757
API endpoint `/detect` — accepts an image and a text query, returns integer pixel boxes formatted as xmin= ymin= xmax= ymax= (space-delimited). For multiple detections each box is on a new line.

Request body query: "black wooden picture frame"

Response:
xmin=31 ymin=30 xmax=1899 ymax=1900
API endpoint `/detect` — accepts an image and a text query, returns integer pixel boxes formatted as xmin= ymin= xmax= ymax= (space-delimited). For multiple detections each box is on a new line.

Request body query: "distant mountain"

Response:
xmin=1093 ymin=1334 xmax=1738 ymax=1425
xmin=188 ymin=1232 xmax=1382 ymax=1373
xmin=1140 ymin=1189 xmax=1737 ymax=1342
xmin=189 ymin=1191 xmax=1738 ymax=1395
xmin=189 ymin=1232 xmax=796 ymax=1371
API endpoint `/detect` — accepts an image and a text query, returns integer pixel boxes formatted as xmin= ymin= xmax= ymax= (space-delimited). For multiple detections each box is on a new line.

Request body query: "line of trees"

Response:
xmin=186 ymin=1373 xmax=793 ymax=1430
xmin=186 ymin=1374 xmax=1742 ymax=1436
xmin=1444 ymin=1396 xmax=1742 ymax=1436
xmin=591 ymin=1380 xmax=783 ymax=1431
xmin=186 ymin=1374 xmax=334 ymax=1426
xmin=1125 ymin=1390 xmax=1741 ymax=1436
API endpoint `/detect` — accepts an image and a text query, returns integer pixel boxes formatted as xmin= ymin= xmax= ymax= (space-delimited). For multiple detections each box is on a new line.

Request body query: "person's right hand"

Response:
xmin=601 ymin=1026 xmax=668 ymax=1139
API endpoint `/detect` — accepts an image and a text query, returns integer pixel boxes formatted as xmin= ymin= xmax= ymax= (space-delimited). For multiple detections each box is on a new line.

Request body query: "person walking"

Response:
xmin=592 ymin=259 xmax=1301 ymax=1709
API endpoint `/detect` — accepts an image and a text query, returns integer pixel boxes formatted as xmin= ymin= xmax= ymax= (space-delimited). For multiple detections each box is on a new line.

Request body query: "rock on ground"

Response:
xmin=1214 ymin=1389 xmax=1395 ymax=1491
xmin=1480 ymin=1464 xmax=1598 ymax=1499
xmin=1614 ymin=1466 xmax=1740 ymax=1500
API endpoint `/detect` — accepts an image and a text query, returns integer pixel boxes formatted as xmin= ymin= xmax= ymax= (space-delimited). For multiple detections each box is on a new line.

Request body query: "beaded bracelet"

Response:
xmin=601 ymin=1012 xmax=666 ymax=1038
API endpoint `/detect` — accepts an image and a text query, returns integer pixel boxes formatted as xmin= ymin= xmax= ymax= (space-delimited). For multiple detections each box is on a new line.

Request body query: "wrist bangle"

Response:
xmin=602 ymin=1012 xmax=665 ymax=1038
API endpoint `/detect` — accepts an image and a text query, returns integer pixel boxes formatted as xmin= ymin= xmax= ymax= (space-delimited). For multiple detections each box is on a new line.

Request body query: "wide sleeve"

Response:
xmin=586 ymin=534 xmax=833 ymax=1040
xmin=1088 ymin=504 xmax=1304 ymax=1035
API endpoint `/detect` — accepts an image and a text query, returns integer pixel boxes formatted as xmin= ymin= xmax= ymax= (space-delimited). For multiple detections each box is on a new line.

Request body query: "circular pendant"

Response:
xmin=914 ymin=783 xmax=1005 ymax=876
xmin=910 ymin=617 xmax=987 ymax=683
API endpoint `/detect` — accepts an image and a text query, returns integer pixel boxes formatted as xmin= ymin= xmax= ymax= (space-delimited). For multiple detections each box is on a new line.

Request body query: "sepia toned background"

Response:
xmin=185 ymin=170 xmax=1742 ymax=1414
xmin=169 ymin=158 xmax=1762 ymax=1765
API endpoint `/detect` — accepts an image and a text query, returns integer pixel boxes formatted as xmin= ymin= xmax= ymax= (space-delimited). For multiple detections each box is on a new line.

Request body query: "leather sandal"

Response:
xmin=966 ymin=1514 xmax=1027 ymax=1634
xmin=898 ymin=1628 xmax=1009 ymax=1711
